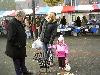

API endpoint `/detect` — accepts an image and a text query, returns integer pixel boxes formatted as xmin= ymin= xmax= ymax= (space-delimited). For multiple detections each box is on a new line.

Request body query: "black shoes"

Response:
xmin=23 ymin=71 xmax=33 ymax=75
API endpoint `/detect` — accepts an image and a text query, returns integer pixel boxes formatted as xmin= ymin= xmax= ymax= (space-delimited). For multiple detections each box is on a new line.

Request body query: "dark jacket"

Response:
xmin=40 ymin=19 xmax=58 ymax=44
xmin=5 ymin=18 xmax=27 ymax=58
xmin=60 ymin=18 xmax=66 ymax=25
xmin=75 ymin=20 xmax=81 ymax=27
xmin=75 ymin=17 xmax=81 ymax=27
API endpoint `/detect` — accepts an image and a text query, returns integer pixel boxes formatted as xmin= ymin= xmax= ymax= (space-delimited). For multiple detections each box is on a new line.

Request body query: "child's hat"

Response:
xmin=58 ymin=35 xmax=64 ymax=41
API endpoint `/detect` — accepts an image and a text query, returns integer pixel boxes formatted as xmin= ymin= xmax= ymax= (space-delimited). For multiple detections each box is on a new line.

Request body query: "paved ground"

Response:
xmin=0 ymin=35 xmax=100 ymax=75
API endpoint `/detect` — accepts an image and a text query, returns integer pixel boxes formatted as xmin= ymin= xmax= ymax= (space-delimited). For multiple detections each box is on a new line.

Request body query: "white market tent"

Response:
xmin=75 ymin=5 xmax=94 ymax=11
xmin=0 ymin=11 xmax=5 ymax=17
xmin=23 ymin=9 xmax=33 ymax=14
xmin=2 ymin=10 xmax=15 ymax=17
xmin=0 ymin=10 xmax=15 ymax=17
xmin=48 ymin=6 xmax=63 ymax=13
xmin=35 ymin=6 xmax=50 ymax=14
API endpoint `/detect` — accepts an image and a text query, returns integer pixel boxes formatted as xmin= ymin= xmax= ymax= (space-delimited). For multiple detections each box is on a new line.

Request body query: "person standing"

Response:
xmin=40 ymin=12 xmax=58 ymax=59
xmin=81 ymin=16 xmax=88 ymax=35
xmin=5 ymin=10 xmax=32 ymax=75
xmin=35 ymin=16 xmax=41 ymax=38
xmin=82 ymin=16 xmax=88 ymax=26
xmin=24 ymin=18 xmax=31 ymax=39
xmin=75 ymin=16 xmax=81 ymax=27
xmin=31 ymin=22 xmax=36 ymax=41
xmin=3 ymin=18 xmax=9 ymax=32
xmin=60 ymin=16 xmax=66 ymax=26
xmin=60 ymin=16 xmax=66 ymax=35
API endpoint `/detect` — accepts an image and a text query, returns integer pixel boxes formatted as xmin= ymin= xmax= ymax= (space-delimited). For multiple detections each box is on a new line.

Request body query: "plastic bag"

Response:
xmin=32 ymin=37 xmax=43 ymax=49
xmin=65 ymin=63 xmax=71 ymax=71
xmin=72 ymin=31 xmax=77 ymax=36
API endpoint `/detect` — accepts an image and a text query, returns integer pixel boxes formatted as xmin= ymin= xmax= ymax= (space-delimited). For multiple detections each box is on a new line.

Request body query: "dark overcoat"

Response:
xmin=5 ymin=18 xmax=27 ymax=58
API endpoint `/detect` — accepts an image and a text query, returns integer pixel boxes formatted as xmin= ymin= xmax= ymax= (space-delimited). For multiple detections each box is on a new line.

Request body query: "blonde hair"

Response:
xmin=47 ymin=12 xmax=56 ymax=22
xmin=15 ymin=10 xmax=25 ymax=17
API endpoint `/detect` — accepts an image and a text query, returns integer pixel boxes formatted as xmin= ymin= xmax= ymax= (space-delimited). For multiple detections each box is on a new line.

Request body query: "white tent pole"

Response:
xmin=75 ymin=0 xmax=76 ymax=6
xmin=71 ymin=0 xmax=72 ymax=6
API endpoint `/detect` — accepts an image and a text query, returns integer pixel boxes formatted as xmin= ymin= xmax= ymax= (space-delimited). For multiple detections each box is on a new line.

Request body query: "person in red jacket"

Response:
xmin=31 ymin=22 xmax=36 ymax=41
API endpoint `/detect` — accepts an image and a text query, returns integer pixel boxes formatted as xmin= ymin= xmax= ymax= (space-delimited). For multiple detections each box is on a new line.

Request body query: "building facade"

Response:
xmin=64 ymin=0 xmax=100 ymax=6
xmin=89 ymin=0 xmax=100 ymax=4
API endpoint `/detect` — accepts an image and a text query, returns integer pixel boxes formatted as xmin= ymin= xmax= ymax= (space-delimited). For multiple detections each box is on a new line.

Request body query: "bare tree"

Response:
xmin=0 ymin=0 xmax=16 ymax=10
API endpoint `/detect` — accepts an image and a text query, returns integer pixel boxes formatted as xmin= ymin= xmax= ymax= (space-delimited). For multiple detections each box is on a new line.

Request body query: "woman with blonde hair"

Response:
xmin=39 ymin=12 xmax=58 ymax=59
xmin=46 ymin=12 xmax=56 ymax=23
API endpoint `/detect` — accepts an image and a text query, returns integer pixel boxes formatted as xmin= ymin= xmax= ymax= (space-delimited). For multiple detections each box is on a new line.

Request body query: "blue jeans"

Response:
xmin=42 ymin=42 xmax=49 ymax=59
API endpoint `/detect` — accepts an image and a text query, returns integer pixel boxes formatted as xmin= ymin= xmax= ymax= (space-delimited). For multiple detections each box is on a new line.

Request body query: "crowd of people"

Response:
xmin=1 ymin=13 xmax=99 ymax=38
xmin=3 ymin=10 xmax=100 ymax=75
xmin=5 ymin=10 xmax=62 ymax=75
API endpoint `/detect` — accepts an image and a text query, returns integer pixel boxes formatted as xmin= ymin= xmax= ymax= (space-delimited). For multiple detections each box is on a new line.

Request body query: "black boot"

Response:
xmin=23 ymin=71 xmax=33 ymax=75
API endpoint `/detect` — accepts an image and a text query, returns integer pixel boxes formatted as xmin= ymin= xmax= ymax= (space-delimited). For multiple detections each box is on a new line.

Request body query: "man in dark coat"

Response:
xmin=5 ymin=10 xmax=32 ymax=75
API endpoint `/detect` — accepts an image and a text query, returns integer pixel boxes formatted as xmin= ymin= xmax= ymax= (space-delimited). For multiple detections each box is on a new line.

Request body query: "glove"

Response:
xmin=49 ymin=39 xmax=53 ymax=45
